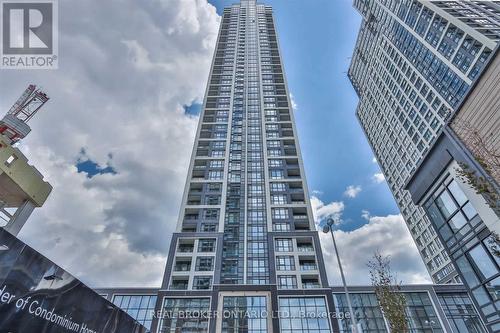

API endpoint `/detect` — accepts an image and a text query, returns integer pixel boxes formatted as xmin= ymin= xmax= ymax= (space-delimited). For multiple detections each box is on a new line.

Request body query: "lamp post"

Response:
xmin=323 ymin=218 xmax=358 ymax=333
xmin=424 ymin=320 xmax=436 ymax=333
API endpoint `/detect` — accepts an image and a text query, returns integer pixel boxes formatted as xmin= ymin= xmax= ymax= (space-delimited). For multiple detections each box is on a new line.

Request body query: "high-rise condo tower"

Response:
xmin=348 ymin=0 xmax=499 ymax=284
xmin=151 ymin=1 xmax=336 ymax=332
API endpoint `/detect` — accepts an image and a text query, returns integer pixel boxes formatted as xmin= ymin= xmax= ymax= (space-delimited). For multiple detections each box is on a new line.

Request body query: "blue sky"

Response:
xmin=1 ymin=0 xmax=429 ymax=286
xmin=209 ymin=0 xmax=400 ymax=231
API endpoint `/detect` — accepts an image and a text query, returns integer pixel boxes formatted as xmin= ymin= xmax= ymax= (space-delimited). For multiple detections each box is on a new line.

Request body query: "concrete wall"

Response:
xmin=451 ymin=52 xmax=500 ymax=185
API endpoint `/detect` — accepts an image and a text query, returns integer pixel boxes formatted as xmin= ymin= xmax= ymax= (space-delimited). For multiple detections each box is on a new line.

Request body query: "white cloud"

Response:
xmin=343 ymin=185 xmax=362 ymax=198
xmin=289 ymin=93 xmax=298 ymax=110
xmin=0 ymin=0 xmax=220 ymax=288
xmin=361 ymin=209 xmax=370 ymax=220
xmin=372 ymin=172 xmax=386 ymax=184
xmin=372 ymin=157 xmax=377 ymax=163
xmin=311 ymin=189 xmax=324 ymax=196
xmin=318 ymin=214 xmax=431 ymax=285
xmin=310 ymin=196 xmax=344 ymax=224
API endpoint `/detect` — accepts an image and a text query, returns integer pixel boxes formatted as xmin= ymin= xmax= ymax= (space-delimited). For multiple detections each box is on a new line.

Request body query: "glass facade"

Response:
xmin=222 ymin=296 xmax=268 ymax=333
xmin=278 ymin=297 xmax=331 ymax=333
xmin=405 ymin=292 xmax=443 ymax=332
xmin=334 ymin=292 xmax=444 ymax=333
xmin=334 ymin=293 xmax=387 ymax=333
xmin=424 ymin=171 xmax=500 ymax=329
xmin=349 ymin=0 xmax=499 ymax=283
xmin=112 ymin=294 xmax=157 ymax=331
xmin=159 ymin=298 xmax=210 ymax=333
xmin=438 ymin=293 xmax=486 ymax=333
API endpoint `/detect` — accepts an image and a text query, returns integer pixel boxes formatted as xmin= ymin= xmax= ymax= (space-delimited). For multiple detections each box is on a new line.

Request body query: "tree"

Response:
xmin=451 ymin=119 xmax=500 ymax=184
xmin=368 ymin=252 xmax=408 ymax=333
xmin=451 ymin=120 xmax=500 ymax=216
xmin=487 ymin=232 xmax=500 ymax=258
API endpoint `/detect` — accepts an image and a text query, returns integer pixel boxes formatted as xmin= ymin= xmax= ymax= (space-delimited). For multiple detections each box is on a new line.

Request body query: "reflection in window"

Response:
xmin=438 ymin=293 xmax=485 ymax=333
xmin=405 ymin=292 xmax=443 ymax=332
xmin=112 ymin=294 xmax=157 ymax=331
xmin=424 ymin=177 xmax=478 ymax=242
xmin=222 ymin=296 xmax=267 ymax=333
xmin=334 ymin=293 xmax=386 ymax=333
xmin=468 ymin=244 xmax=497 ymax=280
xmin=161 ymin=298 xmax=210 ymax=333
xmin=277 ymin=275 xmax=297 ymax=290
xmin=279 ymin=297 xmax=330 ymax=333
xmin=435 ymin=190 xmax=457 ymax=218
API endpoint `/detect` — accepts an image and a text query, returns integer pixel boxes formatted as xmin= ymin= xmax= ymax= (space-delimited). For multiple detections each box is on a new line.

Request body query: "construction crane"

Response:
xmin=0 ymin=85 xmax=52 ymax=236
xmin=0 ymin=84 xmax=49 ymax=144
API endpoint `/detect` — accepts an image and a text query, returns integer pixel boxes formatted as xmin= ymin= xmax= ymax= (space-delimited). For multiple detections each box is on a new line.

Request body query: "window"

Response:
xmin=248 ymin=226 xmax=266 ymax=238
xmin=334 ymin=293 xmax=385 ymax=333
xmin=208 ymin=183 xmax=221 ymax=192
xmin=267 ymin=140 xmax=280 ymax=148
xmin=248 ymin=242 xmax=266 ymax=255
xmin=207 ymin=171 xmax=223 ymax=180
xmin=424 ymin=177 xmax=479 ymax=240
xmin=268 ymin=149 xmax=282 ymax=157
xmin=435 ymin=190 xmax=457 ymax=218
xmin=278 ymin=275 xmax=297 ymax=289
xmin=248 ymin=259 xmax=267 ymax=273
xmin=276 ymin=256 xmax=295 ymax=271
xmin=270 ymin=183 xmax=286 ymax=192
xmin=4 ymin=154 xmax=17 ymax=167
xmin=248 ymin=197 xmax=264 ymax=208
xmin=270 ymin=169 xmax=284 ymax=179
xmin=198 ymin=239 xmax=216 ymax=252
xmin=201 ymin=223 xmax=217 ymax=232
xmin=272 ymin=208 xmax=289 ymax=219
xmin=269 ymin=159 xmax=283 ymax=167
xmin=249 ymin=185 xmax=264 ymax=195
xmin=212 ymin=141 xmax=225 ymax=149
xmin=275 ymin=239 xmax=293 ymax=252
xmin=209 ymin=160 xmax=224 ymax=168
xmin=279 ymin=297 xmax=330 ymax=332
xmin=438 ymin=293 xmax=485 ymax=333
xmin=222 ymin=297 xmax=267 ymax=333
xmin=273 ymin=222 xmax=290 ymax=231
xmin=248 ymin=211 xmax=265 ymax=222
xmin=196 ymin=257 xmax=214 ymax=271
xmin=204 ymin=209 xmax=218 ymax=219
xmin=161 ymin=298 xmax=209 ymax=332
xmin=113 ymin=294 xmax=157 ymax=330
xmin=192 ymin=277 xmax=212 ymax=290
xmin=468 ymin=244 xmax=498 ymax=280
xmin=271 ymin=195 xmax=287 ymax=205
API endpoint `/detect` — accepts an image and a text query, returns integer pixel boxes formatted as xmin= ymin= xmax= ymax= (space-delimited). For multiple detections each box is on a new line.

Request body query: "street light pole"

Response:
xmin=424 ymin=320 xmax=436 ymax=333
xmin=323 ymin=218 xmax=358 ymax=333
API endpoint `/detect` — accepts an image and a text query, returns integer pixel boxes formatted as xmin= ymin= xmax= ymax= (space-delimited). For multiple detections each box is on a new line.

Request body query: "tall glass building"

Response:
xmin=348 ymin=0 xmax=499 ymax=284
xmin=150 ymin=0 xmax=336 ymax=332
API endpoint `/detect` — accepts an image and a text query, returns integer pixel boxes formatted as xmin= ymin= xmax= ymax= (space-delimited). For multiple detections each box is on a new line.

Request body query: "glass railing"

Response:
xmin=178 ymin=246 xmax=194 ymax=253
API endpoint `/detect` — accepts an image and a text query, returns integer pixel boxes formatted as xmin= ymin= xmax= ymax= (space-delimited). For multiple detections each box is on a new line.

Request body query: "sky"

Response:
xmin=0 ymin=0 xmax=430 ymax=287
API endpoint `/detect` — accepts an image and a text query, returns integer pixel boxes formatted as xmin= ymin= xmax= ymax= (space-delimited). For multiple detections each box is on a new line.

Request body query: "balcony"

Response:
xmin=170 ymin=279 xmax=189 ymax=290
xmin=297 ymin=239 xmax=314 ymax=253
xmin=178 ymin=245 xmax=194 ymax=253
xmin=302 ymin=276 xmax=320 ymax=289
xmin=300 ymin=260 xmax=317 ymax=271
xmin=297 ymin=245 xmax=314 ymax=253
xmin=174 ymin=261 xmax=191 ymax=272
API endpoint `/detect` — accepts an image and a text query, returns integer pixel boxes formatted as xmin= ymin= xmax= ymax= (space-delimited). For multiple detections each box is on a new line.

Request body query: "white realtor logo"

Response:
xmin=1 ymin=0 xmax=58 ymax=69
xmin=8 ymin=7 xmax=50 ymax=49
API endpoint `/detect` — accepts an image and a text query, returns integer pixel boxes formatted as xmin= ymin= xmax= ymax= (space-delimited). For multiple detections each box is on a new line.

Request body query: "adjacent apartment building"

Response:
xmin=150 ymin=0 xmax=336 ymax=331
xmin=406 ymin=49 xmax=499 ymax=332
xmin=348 ymin=0 xmax=500 ymax=284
